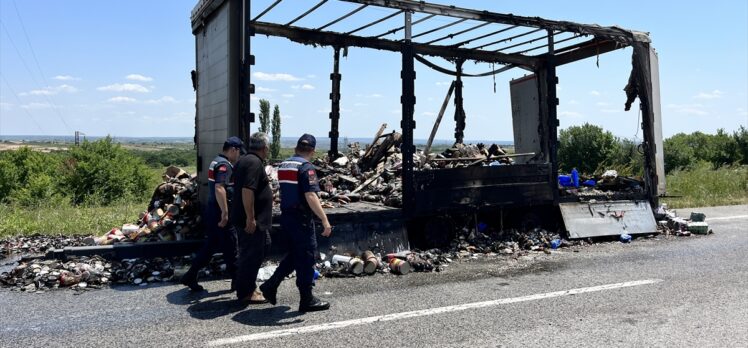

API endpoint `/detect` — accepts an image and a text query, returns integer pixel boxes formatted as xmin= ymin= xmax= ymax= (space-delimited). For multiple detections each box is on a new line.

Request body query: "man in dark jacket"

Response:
xmin=232 ymin=132 xmax=273 ymax=303
xmin=260 ymin=134 xmax=332 ymax=312
xmin=181 ymin=136 xmax=243 ymax=291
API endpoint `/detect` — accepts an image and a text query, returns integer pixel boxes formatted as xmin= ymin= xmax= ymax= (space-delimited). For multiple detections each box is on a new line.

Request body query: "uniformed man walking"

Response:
xmin=260 ymin=134 xmax=332 ymax=312
xmin=181 ymin=136 xmax=243 ymax=292
xmin=232 ymin=132 xmax=272 ymax=304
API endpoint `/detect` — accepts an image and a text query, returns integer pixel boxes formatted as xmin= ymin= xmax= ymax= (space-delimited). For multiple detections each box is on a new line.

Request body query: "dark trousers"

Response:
xmin=265 ymin=212 xmax=317 ymax=293
xmin=186 ymin=209 xmax=238 ymax=282
xmin=235 ymin=227 xmax=271 ymax=299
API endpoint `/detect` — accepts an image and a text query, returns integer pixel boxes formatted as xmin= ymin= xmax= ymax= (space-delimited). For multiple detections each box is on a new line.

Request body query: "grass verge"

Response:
xmin=0 ymin=166 xmax=195 ymax=238
xmin=662 ymin=164 xmax=748 ymax=208
xmin=0 ymin=200 xmax=147 ymax=237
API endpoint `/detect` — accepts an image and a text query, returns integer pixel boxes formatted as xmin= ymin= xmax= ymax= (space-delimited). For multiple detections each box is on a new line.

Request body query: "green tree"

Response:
xmin=710 ymin=129 xmax=741 ymax=167
xmin=558 ymin=123 xmax=618 ymax=174
xmin=259 ymin=99 xmax=271 ymax=134
xmin=663 ymin=133 xmax=698 ymax=173
xmin=734 ymin=126 xmax=748 ymax=165
xmin=63 ymin=136 xmax=151 ymax=205
xmin=271 ymin=104 xmax=282 ymax=159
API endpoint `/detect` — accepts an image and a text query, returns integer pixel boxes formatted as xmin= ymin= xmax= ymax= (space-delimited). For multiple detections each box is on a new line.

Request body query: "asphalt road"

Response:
xmin=1 ymin=205 xmax=746 ymax=347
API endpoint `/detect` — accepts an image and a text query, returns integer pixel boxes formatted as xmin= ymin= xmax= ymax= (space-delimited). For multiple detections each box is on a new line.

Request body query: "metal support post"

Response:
xmin=453 ymin=59 xmax=466 ymax=144
xmin=239 ymin=0 xmax=255 ymax=144
xmin=401 ymin=12 xmax=416 ymax=216
xmin=545 ymin=29 xmax=560 ymax=201
xmin=328 ymin=47 xmax=342 ymax=158
xmin=634 ymin=43 xmax=660 ymax=207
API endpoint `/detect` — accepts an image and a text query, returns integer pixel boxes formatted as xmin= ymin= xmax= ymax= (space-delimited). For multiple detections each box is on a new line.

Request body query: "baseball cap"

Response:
xmin=224 ymin=136 xmax=246 ymax=154
xmin=297 ymin=133 xmax=317 ymax=149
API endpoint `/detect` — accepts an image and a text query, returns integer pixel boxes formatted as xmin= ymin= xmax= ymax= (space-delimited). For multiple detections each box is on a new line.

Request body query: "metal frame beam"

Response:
xmin=374 ymin=13 xmax=435 ymax=38
xmin=550 ymin=39 xmax=625 ymax=66
xmin=251 ymin=21 xmax=539 ymax=67
xmin=341 ymin=0 xmax=642 ymax=41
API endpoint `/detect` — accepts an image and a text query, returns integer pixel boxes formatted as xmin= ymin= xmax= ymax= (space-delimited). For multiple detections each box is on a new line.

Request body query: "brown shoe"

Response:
xmin=241 ymin=290 xmax=267 ymax=304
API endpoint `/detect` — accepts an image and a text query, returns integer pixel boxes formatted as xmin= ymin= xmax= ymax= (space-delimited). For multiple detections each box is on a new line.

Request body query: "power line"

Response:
xmin=1 ymin=74 xmax=45 ymax=134
xmin=0 ymin=18 xmax=71 ymax=133
xmin=12 ymin=0 xmax=50 ymax=86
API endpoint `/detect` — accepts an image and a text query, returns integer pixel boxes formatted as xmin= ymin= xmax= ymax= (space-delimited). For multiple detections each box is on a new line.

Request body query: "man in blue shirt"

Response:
xmin=260 ymin=134 xmax=332 ymax=312
xmin=181 ymin=136 xmax=243 ymax=292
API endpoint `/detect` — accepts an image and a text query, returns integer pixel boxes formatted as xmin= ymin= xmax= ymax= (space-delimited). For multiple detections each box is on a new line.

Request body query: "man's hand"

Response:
xmin=218 ymin=211 xmax=229 ymax=228
xmin=321 ymin=223 xmax=332 ymax=237
xmin=245 ymin=217 xmax=257 ymax=234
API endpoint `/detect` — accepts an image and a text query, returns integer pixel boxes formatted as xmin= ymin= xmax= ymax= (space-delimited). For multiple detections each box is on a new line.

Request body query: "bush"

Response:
xmin=0 ymin=147 xmax=63 ymax=205
xmin=558 ymin=123 xmax=618 ymax=174
xmin=663 ymin=129 xmax=744 ymax=173
xmin=62 ymin=137 xmax=151 ymax=205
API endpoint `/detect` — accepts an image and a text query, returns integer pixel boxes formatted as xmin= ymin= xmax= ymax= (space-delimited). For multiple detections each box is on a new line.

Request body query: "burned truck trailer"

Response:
xmin=190 ymin=0 xmax=666 ymax=252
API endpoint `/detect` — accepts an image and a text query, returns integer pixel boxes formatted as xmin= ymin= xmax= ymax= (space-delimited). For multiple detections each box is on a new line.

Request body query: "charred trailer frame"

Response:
xmin=191 ymin=0 xmax=666 ymax=249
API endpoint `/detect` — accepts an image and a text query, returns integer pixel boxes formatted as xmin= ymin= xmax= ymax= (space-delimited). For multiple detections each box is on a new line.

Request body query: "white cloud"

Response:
xmin=281 ymin=94 xmax=295 ymax=98
xmin=567 ymin=99 xmax=580 ymax=105
xmin=693 ymin=90 xmax=724 ymax=100
xmin=53 ymin=75 xmax=80 ymax=81
xmin=596 ymin=102 xmax=610 ymax=106
xmin=354 ymin=102 xmax=368 ymax=107
xmin=589 ymin=90 xmax=601 ymax=96
xmin=107 ymin=96 xmax=137 ymax=103
xmin=27 ymin=84 xmax=79 ymax=95
xmin=306 ymin=74 xmax=317 ymax=79
xmin=144 ymin=96 xmax=177 ymax=104
xmin=367 ymin=93 xmax=383 ymax=98
xmin=21 ymin=102 xmax=54 ymax=109
xmin=250 ymin=95 xmax=260 ymax=101
xmin=0 ymin=102 xmax=14 ymax=110
xmin=256 ymin=87 xmax=276 ymax=92
xmin=291 ymin=84 xmax=315 ymax=90
xmin=421 ymin=111 xmax=436 ymax=117
xmin=667 ymin=103 xmax=708 ymax=116
xmin=126 ymin=74 xmax=153 ymax=82
xmin=281 ymin=115 xmax=294 ymax=120
xmin=97 ymin=83 xmax=149 ymax=93
xmin=253 ymin=72 xmax=301 ymax=81
xmin=558 ymin=111 xmax=583 ymax=118
xmin=390 ymin=109 xmax=401 ymax=115
xmin=738 ymin=108 xmax=748 ymax=117
xmin=435 ymin=81 xmax=451 ymax=86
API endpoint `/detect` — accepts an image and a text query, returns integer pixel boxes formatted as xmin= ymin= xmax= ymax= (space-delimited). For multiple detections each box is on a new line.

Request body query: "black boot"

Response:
xmin=180 ymin=268 xmax=204 ymax=292
xmin=259 ymin=282 xmax=278 ymax=305
xmin=299 ymin=287 xmax=329 ymax=313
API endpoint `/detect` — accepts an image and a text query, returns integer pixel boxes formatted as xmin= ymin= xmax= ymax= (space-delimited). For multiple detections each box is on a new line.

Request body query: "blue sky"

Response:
xmin=1 ymin=0 xmax=746 ymax=141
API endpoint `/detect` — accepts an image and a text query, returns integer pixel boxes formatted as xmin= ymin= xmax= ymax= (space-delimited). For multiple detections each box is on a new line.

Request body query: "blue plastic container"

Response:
xmin=571 ymin=168 xmax=579 ymax=187
xmin=550 ymin=239 xmax=562 ymax=249
xmin=558 ymin=175 xmax=573 ymax=187
xmin=582 ymin=179 xmax=596 ymax=187
xmin=620 ymin=233 xmax=632 ymax=243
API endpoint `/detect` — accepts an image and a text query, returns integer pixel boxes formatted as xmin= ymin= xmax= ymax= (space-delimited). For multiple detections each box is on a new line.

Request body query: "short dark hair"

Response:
xmin=295 ymin=144 xmax=315 ymax=154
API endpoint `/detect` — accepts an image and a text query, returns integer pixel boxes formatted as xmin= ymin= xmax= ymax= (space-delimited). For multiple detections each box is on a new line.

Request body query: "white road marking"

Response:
xmin=207 ymin=279 xmax=662 ymax=346
xmin=707 ymin=215 xmax=748 ymax=221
